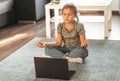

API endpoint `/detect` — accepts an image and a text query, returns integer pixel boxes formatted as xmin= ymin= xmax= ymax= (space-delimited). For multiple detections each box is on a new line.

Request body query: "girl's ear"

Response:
xmin=76 ymin=16 xmax=79 ymax=22
xmin=74 ymin=14 xmax=77 ymax=18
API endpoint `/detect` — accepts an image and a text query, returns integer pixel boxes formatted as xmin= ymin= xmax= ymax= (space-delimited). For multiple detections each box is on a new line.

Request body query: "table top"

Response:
xmin=46 ymin=0 xmax=112 ymax=7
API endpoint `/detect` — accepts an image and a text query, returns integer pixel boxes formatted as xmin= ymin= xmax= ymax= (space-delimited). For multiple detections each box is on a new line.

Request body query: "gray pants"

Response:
xmin=45 ymin=46 xmax=88 ymax=59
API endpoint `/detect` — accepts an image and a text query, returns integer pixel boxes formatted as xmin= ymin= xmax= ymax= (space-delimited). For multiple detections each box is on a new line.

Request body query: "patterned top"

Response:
xmin=57 ymin=21 xmax=85 ymax=48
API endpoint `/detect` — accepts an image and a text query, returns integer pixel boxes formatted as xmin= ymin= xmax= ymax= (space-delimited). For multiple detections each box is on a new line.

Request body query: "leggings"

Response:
xmin=45 ymin=46 xmax=88 ymax=59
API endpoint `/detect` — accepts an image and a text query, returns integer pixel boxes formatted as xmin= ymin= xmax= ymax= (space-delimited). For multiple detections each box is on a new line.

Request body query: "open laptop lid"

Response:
xmin=34 ymin=57 xmax=75 ymax=80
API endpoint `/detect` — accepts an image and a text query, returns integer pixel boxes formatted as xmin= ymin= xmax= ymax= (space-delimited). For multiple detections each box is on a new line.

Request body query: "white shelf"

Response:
xmin=50 ymin=15 xmax=105 ymax=23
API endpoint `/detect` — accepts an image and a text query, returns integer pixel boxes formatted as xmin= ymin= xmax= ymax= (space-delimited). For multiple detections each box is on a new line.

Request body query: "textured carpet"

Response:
xmin=0 ymin=37 xmax=120 ymax=81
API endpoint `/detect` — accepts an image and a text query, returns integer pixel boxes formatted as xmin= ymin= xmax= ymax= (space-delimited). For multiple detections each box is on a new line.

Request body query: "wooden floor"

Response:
xmin=0 ymin=14 xmax=120 ymax=61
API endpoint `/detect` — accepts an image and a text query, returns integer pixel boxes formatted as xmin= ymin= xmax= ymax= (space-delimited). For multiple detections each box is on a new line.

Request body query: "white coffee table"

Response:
xmin=45 ymin=0 xmax=112 ymax=38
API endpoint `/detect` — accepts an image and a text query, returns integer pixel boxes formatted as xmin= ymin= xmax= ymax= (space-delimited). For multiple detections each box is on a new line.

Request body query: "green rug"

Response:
xmin=0 ymin=37 xmax=120 ymax=81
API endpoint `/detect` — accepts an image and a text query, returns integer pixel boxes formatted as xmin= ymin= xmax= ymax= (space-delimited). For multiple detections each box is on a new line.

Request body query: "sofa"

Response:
xmin=0 ymin=0 xmax=50 ymax=27
xmin=14 ymin=0 xmax=50 ymax=21
xmin=0 ymin=0 xmax=16 ymax=27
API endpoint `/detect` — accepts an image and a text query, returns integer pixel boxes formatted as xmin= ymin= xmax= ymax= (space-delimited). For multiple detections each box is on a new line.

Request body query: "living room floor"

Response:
xmin=0 ymin=14 xmax=120 ymax=61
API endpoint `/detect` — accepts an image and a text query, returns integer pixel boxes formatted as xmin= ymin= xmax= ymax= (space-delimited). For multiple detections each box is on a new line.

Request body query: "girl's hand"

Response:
xmin=81 ymin=41 xmax=88 ymax=47
xmin=37 ymin=42 xmax=46 ymax=48
xmin=80 ymin=35 xmax=88 ymax=47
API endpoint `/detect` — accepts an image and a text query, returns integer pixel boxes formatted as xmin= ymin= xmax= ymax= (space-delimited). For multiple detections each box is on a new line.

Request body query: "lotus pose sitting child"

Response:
xmin=37 ymin=3 xmax=88 ymax=63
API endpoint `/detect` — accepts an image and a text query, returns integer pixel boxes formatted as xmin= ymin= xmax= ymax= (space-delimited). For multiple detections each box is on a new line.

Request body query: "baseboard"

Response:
xmin=17 ymin=20 xmax=36 ymax=24
xmin=112 ymin=11 xmax=120 ymax=15
xmin=79 ymin=11 xmax=120 ymax=15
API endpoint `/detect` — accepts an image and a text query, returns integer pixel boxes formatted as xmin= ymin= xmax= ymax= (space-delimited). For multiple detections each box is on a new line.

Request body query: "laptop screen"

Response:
xmin=34 ymin=57 xmax=75 ymax=80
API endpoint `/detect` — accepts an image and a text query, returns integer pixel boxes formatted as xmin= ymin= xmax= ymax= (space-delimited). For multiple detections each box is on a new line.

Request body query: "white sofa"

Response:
xmin=0 ymin=0 xmax=16 ymax=27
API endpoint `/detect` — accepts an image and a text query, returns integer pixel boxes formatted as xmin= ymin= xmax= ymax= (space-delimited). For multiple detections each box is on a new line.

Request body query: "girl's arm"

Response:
xmin=80 ymin=34 xmax=88 ymax=47
xmin=37 ymin=34 xmax=62 ymax=48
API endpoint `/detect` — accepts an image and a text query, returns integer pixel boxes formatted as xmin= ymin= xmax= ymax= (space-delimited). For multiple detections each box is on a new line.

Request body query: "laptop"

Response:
xmin=34 ymin=57 xmax=75 ymax=80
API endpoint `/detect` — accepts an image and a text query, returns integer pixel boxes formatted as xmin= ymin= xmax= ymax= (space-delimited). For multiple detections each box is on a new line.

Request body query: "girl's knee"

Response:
xmin=45 ymin=46 xmax=65 ymax=58
xmin=45 ymin=46 xmax=53 ymax=55
xmin=81 ymin=47 xmax=88 ymax=58
xmin=69 ymin=47 xmax=88 ymax=58
xmin=77 ymin=47 xmax=88 ymax=54
xmin=45 ymin=46 xmax=54 ymax=49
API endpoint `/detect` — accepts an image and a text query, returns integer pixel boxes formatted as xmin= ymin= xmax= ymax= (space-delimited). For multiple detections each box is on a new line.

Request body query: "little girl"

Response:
xmin=37 ymin=3 xmax=88 ymax=63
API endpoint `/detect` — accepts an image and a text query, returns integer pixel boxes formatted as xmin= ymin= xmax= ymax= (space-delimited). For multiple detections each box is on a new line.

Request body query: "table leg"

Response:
xmin=45 ymin=5 xmax=51 ymax=38
xmin=108 ymin=5 xmax=112 ymax=31
xmin=104 ymin=7 xmax=109 ymax=38
xmin=54 ymin=8 xmax=59 ymax=38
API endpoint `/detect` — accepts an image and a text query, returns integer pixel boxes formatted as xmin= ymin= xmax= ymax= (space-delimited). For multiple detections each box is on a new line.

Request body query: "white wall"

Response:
xmin=111 ymin=0 xmax=119 ymax=10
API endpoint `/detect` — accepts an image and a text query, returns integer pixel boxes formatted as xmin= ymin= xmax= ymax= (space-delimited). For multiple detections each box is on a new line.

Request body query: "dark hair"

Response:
xmin=62 ymin=3 xmax=79 ymax=22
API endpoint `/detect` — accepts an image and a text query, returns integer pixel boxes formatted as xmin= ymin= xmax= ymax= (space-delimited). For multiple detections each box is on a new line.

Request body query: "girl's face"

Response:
xmin=62 ymin=8 xmax=76 ymax=23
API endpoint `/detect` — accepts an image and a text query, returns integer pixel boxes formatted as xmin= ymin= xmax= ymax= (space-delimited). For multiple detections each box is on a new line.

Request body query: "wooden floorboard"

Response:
xmin=0 ymin=18 xmax=47 ymax=61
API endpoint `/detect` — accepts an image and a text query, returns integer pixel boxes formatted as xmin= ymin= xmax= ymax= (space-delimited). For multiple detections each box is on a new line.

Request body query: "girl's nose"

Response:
xmin=65 ymin=15 xmax=69 ymax=18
